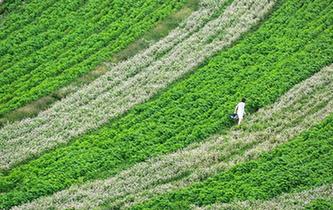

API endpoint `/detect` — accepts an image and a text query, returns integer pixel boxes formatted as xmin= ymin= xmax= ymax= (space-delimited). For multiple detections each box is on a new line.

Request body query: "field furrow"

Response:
xmin=0 ymin=0 xmax=274 ymax=170
xmin=16 ymin=64 xmax=332 ymax=210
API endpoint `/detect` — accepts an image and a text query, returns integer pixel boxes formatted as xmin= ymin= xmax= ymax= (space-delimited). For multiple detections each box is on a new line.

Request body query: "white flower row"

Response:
xmin=196 ymin=183 xmax=333 ymax=210
xmin=13 ymin=64 xmax=333 ymax=210
xmin=0 ymin=0 xmax=275 ymax=170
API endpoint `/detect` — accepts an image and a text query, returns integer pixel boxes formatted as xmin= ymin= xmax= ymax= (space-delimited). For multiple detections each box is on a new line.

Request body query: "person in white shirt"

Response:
xmin=234 ymin=98 xmax=246 ymax=125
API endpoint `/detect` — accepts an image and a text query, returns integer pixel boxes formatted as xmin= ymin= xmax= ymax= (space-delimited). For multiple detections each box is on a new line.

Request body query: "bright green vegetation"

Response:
xmin=305 ymin=199 xmax=333 ymax=210
xmin=1 ymin=0 xmax=333 ymax=208
xmin=0 ymin=0 xmax=187 ymax=116
xmin=132 ymin=115 xmax=333 ymax=209
xmin=0 ymin=0 xmax=25 ymax=17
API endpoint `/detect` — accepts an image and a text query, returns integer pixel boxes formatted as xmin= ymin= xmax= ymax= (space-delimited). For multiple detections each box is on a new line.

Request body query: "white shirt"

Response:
xmin=235 ymin=102 xmax=245 ymax=118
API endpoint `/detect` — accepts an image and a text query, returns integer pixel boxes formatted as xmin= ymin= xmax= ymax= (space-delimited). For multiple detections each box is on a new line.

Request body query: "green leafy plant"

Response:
xmin=305 ymin=199 xmax=333 ymax=210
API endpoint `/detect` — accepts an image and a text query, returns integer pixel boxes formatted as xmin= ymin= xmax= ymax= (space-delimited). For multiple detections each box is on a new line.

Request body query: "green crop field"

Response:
xmin=0 ymin=0 xmax=186 ymax=116
xmin=0 ymin=0 xmax=332 ymax=209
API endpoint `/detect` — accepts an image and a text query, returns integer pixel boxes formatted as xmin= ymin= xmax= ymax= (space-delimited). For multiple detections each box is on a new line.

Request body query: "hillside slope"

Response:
xmin=1 ymin=0 xmax=332 ymax=208
xmin=0 ymin=0 xmax=332 ymax=209
xmin=14 ymin=64 xmax=333 ymax=209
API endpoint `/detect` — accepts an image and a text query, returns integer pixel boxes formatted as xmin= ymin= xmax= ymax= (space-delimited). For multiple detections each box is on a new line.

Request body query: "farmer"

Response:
xmin=234 ymin=98 xmax=246 ymax=125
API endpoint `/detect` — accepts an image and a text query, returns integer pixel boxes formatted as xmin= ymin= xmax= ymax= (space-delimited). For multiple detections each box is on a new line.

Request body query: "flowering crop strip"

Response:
xmin=133 ymin=114 xmax=333 ymax=209
xmin=0 ymin=0 xmax=332 ymax=208
xmin=0 ymin=0 xmax=271 ymax=169
xmin=0 ymin=0 xmax=187 ymax=115
xmin=13 ymin=64 xmax=333 ymax=210
xmin=198 ymin=184 xmax=333 ymax=210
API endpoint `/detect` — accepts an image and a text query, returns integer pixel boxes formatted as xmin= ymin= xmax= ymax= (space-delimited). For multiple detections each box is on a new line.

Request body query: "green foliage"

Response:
xmin=0 ymin=0 xmax=187 ymax=116
xmin=132 ymin=115 xmax=333 ymax=209
xmin=1 ymin=0 xmax=333 ymax=208
xmin=0 ymin=0 xmax=23 ymax=16
xmin=305 ymin=199 xmax=333 ymax=210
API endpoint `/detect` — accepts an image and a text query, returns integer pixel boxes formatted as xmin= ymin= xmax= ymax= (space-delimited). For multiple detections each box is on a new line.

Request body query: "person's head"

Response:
xmin=241 ymin=97 xmax=246 ymax=103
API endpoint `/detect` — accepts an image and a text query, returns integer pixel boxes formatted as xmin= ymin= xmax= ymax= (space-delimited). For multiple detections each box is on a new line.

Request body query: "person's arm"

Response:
xmin=234 ymin=104 xmax=238 ymax=113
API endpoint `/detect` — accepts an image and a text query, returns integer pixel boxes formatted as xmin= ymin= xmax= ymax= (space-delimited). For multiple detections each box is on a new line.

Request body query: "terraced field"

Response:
xmin=0 ymin=0 xmax=332 ymax=209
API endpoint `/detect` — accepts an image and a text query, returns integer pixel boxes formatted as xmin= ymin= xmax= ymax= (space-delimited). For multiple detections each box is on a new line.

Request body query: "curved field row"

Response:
xmin=198 ymin=184 xmax=333 ymax=210
xmin=0 ymin=0 xmax=273 ymax=169
xmin=132 ymin=113 xmax=333 ymax=209
xmin=0 ymin=0 xmax=332 ymax=208
xmin=0 ymin=0 xmax=186 ymax=115
xmin=13 ymin=64 xmax=333 ymax=210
